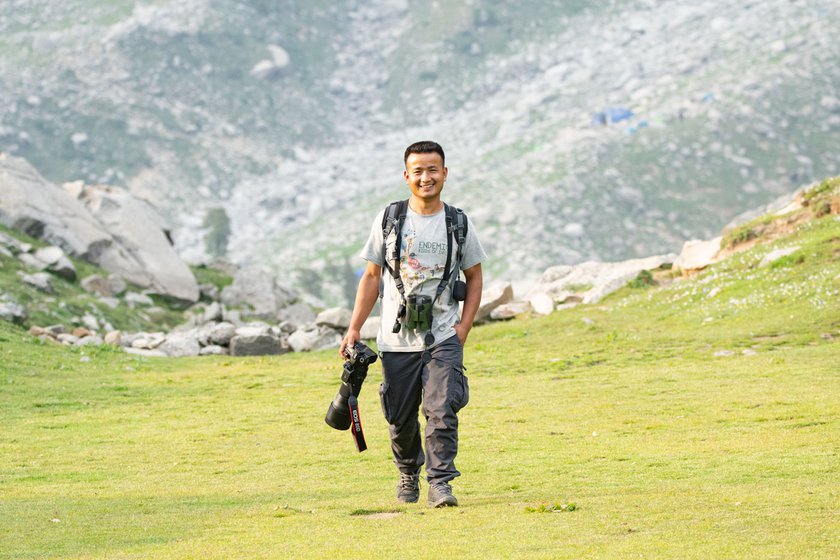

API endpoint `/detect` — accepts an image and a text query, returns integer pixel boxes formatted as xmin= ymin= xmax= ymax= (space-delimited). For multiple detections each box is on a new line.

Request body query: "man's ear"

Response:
xmin=403 ymin=169 xmax=410 ymax=183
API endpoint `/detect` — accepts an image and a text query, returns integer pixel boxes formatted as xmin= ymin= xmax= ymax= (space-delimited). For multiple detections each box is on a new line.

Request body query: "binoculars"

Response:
xmin=392 ymin=294 xmax=433 ymax=333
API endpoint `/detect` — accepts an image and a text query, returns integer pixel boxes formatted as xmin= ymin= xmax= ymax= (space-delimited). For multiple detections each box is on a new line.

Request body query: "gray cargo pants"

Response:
xmin=379 ymin=335 xmax=470 ymax=483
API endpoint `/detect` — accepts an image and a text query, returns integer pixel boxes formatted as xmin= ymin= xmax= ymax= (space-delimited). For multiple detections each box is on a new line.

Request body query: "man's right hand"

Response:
xmin=339 ymin=329 xmax=360 ymax=359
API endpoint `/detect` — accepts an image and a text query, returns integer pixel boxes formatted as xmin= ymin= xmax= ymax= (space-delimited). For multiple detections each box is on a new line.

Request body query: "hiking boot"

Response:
xmin=428 ymin=481 xmax=458 ymax=508
xmin=396 ymin=472 xmax=420 ymax=503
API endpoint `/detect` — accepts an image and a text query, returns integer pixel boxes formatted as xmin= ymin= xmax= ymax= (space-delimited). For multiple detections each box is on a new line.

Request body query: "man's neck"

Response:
xmin=408 ymin=196 xmax=443 ymax=215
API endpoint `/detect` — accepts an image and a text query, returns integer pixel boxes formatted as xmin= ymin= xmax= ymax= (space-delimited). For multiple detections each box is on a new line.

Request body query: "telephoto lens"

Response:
xmin=324 ymin=342 xmax=378 ymax=430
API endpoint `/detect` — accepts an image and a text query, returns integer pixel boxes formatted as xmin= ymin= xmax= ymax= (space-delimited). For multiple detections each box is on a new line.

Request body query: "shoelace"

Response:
xmin=399 ymin=475 xmax=419 ymax=491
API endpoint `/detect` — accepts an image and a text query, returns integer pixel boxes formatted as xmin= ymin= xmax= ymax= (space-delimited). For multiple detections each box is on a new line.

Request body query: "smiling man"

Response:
xmin=340 ymin=140 xmax=486 ymax=507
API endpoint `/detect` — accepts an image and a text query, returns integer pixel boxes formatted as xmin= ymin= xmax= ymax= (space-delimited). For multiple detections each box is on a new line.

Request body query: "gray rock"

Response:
xmin=199 ymin=344 xmax=228 ymax=356
xmin=81 ymin=275 xmax=113 ymax=296
xmin=277 ymin=302 xmax=316 ymax=330
xmin=195 ymin=321 xmax=237 ymax=346
xmin=76 ymin=335 xmax=104 ymax=346
xmin=235 ymin=323 xmax=272 ymax=337
xmin=49 ymin=255 xmax=77 ymax=281
xmin=57 ymin=333 xmax=80 ymax=345
xmin=45 ymin=324 xmax=65 ymax=336
xmin=125 ymin=291 xmax=154 ymax=307
xmin=124 ymin=347 xmax=167 ymax=358
xmin=0 ymin=231 xmax=24 ymax=255
xmin=131 ymin=333 xmax=166 ymax=349
xmin=98 ymin=296 xmax=120 ymax=309
xmin=34 ymin=246 xmax=65 ymax=265
xmin=77 ymin=184 xmax=199 ymax=302
xmin=360 ymin=316 xmax=380 ymax=340
xmin=475 ymin=283 xmax=513 ymax=323
xmin=81 ymin=312 xmax=100 ymax=331
xmin=104 ymin=331 xmax=122 ymax=346
xmin=529 ymin=292 xmax=555 ymax=315
xmin=759 ymin=246 xmax=800 ymax=267
xmin=287 ymin=326 xmax=341 ymax=352
xmin=315 ymin=307 xmax=353 ymax=329
xmin=0 ymin=153 xmax=114 ymax=260
xmin=18 ymin=252 xmax=47 ymax=270
xmin=489 ymin=301 xmax=531 ymax=320
xmin=159 ymin=332 xmax=201 ymax=357
xmin=221 ymin=265 xmax=298 ymax=320
xmin=673 ymin=238 xmax=722 ymax=272
xmin=20 ymin=271 xmax=54 ymax=293
xmin=107 ymin=274 xmax=127 ymax=295
xmin=0 ymin=301 xmax=28 ymax=324
xmin=229 ymin=333 xmax=288 ymax=356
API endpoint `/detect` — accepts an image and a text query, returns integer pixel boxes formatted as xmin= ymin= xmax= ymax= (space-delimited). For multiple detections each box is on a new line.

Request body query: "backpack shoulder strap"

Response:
xmin=381 ymin=199 xmax=409 ymax=299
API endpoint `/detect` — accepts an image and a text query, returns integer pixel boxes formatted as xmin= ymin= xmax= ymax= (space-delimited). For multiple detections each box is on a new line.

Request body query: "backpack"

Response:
xmin=380 ymin=200 xmax=468 ymax=320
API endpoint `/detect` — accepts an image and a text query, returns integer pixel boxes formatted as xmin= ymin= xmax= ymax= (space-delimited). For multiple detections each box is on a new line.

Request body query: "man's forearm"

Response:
xmin=459 ymin=265 xmax=483 ymax=328
xmin=348 ymin=270 xmax=380 ymax=332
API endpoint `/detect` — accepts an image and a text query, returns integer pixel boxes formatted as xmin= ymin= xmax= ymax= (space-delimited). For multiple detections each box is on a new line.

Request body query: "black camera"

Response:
xmin=325 ymin=342 xmax=378 ymax=451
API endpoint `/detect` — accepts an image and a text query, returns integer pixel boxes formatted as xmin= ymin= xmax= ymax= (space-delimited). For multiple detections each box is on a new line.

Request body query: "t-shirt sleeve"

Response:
xmin=460 ymin=214 xmax=487 ymax=271
xmin=360 ymin=209 xmax=386 ymax=266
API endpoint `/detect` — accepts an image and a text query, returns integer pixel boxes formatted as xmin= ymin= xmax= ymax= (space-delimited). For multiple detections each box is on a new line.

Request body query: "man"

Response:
xmin=339 ymin=140 xmax=486 ymax=507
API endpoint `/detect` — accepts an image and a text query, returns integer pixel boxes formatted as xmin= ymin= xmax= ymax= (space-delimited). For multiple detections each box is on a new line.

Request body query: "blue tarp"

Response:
xmin=592 ymin=107 xmax=634 ymax=125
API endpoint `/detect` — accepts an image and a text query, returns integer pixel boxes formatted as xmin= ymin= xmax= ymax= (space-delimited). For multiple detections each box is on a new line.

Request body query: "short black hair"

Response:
xmin=404 ymin=141 xmax=445 ymax=167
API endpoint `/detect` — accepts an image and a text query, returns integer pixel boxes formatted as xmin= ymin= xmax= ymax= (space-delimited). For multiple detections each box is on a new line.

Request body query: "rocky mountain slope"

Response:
xmin=1 ymin=0 xmax=838 ymax=304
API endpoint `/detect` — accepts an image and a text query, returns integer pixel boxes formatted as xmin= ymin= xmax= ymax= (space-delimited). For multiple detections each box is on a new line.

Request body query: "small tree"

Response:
xmin=203 ymin=207 xmax=231 ymax=259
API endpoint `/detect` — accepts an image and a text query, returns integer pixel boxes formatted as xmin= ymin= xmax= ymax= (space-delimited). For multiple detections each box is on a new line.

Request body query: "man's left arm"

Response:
xmin=454 ymin=263 xmax=482 ymax=346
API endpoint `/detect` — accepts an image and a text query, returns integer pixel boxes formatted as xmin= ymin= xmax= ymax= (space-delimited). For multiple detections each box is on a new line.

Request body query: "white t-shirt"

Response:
xmin=361 ymin=203 xmax=486 ymax=352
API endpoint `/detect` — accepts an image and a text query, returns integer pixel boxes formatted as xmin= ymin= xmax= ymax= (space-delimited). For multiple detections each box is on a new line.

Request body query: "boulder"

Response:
xmin=81 ymin=275 xmax=114 ymax=296
xmin=199 ymin=345 xmax=228 ymax=356
xmin=18 ymin=252 xmax=47 ymax=270
xmin=125 ymin=292 xmax=155 ymax=307
xmin=205 ymin=321 xmax=237 ymax=346
xmin=57 ymin=333 xmax=80 ymax=345
xmin=759 ymin=246 xmax=800 ymax=267
xmin=475 ymin=283 xmax=513 ymax=323
xmin=33 ymin=246 xmax=64 ymax=266
xmin=288 ymin=326 xmax=342 ymax=352
xmin=19 ymin=271 xmax=54 ymax=293
xmin=159 ymin=331 xmax=201 ymax=357
xmin=76 ymin=335 xmax=104 ymax=346
xmin=0 ymin=301 xmax=28 ymax=324
xmin=673 ymin=237 xmax=722 ymax=272
xmin=0 ymin=153 xmax=113 ymax=260
xmin=315 ymin=307 xmax=353 ymax=330
xmin=104 ymin=330 xmax=122 ymax=346
xmin=221 ymin=265 xmax=298 ymax=320
xmin=529 ymin=292 xmax=555 ymax=315
xmin=0 ymin=154 xmax=198 ymax=301
xmin=0 ymin=231 xmax=25 ymax=255
xmin=124 ymin=347 xmax=167 ymax=358
xmin=360 ymin=316 xmax=380 ymax=340
xmin=534 ymin=254 xmax=676 ymax=306
xmin=278 ymin=302 xmax=317 ymax=330
xmin=49 ymin=256 xmax=77 ymax=281
xmin=76 ymin=184 xmax=199 ymax=302
xmin=490 ymin=301 xmax=531 ymax=320
xmin=229 ymin=333 xmax=288 ymax=356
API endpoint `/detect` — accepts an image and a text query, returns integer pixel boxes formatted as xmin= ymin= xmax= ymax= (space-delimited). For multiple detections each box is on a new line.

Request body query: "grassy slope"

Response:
xmin=0 ymin=210 xmax=838 ymax=558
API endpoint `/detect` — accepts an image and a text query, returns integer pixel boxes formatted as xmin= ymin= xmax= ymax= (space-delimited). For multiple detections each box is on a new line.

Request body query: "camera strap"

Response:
xmin=347 ymin=395 xmax=367 ymax=452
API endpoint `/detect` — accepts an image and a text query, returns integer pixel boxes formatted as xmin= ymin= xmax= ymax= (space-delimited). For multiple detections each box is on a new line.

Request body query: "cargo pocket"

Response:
xmin=379 ymin=382 xmax=392 ymax=423
xmin=449 ymin=365 xmax=470 ymax=413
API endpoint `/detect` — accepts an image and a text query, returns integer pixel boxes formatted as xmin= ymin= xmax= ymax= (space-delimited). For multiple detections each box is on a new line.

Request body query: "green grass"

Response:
xmin=1 ymin=214 xmax=838 ymax=558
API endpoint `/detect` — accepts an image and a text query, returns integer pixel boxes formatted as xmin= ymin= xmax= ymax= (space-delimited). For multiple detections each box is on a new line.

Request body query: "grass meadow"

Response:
xmin=1 ymin=215 xmax=839 ymax=559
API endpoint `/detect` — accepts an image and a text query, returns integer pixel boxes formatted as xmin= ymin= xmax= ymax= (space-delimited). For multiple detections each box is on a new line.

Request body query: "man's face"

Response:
xmin=404 ymin=152 xmax=447 ymax=201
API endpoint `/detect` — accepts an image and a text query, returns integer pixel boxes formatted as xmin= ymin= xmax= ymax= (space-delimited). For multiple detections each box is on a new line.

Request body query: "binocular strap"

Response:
xmin=347 ymin=395 xmax=367 ymax=452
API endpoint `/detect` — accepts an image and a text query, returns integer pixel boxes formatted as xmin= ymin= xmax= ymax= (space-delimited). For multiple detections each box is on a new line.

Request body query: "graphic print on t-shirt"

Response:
xmin=399 ymin=220 xmax=446 ymax=292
